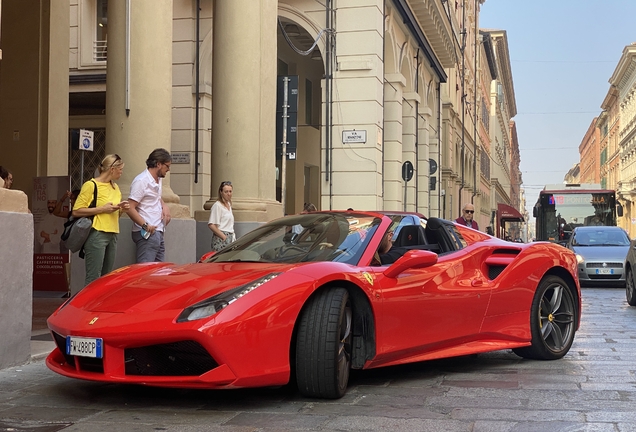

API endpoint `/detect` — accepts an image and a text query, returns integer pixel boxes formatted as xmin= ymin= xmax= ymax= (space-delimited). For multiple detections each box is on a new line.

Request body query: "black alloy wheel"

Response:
xmin=513 ymin=275 xmax=577 ymax=360
xmin=295 ymin=287 xmax=352 ymax=399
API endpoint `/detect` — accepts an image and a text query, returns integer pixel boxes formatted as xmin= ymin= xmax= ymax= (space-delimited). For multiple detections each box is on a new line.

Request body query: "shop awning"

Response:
xmin=498 ymin=203 xmax=524 ymax=222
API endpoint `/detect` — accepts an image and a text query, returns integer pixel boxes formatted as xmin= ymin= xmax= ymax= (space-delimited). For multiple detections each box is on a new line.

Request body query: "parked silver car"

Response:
xmin=566 ymin=226 xmax=630 ymax=288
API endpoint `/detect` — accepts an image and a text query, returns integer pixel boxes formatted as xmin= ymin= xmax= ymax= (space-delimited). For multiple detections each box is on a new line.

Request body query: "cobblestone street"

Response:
xmin=1 ymin=287 xmax=636 ymax=431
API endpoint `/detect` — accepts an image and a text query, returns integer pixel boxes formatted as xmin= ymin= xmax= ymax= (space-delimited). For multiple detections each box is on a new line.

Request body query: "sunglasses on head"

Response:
xmin=109 ymin=154 xmax=122 ymax=169
xmin=221 ymin=181 xmax=232 ymax=186
xmin=464 ymin=210 xmax=474 ymax=214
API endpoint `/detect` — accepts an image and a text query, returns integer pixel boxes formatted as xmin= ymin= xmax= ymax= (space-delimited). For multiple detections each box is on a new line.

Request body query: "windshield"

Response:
xmin=538 ymin=191 xmax=616 ymax=242
xmin=204 ymin=213 xmax=382 ymax=265
xmin=572 ymin=228 xmax=629 ymax=247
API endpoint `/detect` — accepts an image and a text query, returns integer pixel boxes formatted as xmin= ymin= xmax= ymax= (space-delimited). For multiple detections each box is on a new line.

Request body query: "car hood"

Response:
xmin=73 ymin=261 xmax=300 ymax=313
xmin=571 ymin=245 xmax=629 ymax=261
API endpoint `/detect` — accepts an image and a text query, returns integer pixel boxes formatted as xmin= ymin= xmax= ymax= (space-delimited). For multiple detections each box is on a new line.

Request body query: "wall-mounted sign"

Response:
xmin=171 ymin=152 xmax=190 ymax=164
xmin=342 ymin=130 xmax=367 ymax=144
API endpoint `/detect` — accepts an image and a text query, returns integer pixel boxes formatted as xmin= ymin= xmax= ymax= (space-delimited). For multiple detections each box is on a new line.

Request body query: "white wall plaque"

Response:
xmin=342 ymin=130 xmax=367 ymax=144
xmin=171 ymin=152 xmax=190 ymax=164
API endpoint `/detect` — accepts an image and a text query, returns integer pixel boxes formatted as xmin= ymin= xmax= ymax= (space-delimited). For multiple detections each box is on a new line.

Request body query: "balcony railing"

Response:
xmin=93 ymin=40 xmax=107 ymax=62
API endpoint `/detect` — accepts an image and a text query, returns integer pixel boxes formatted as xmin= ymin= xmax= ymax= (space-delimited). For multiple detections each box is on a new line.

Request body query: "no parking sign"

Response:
xmin=79 ymin=129 xmax=94 ymax=152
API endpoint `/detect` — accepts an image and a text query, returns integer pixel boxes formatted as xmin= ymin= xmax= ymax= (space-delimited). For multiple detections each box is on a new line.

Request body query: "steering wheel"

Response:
xmin=274 ymin=245 xmax=307 ymax=261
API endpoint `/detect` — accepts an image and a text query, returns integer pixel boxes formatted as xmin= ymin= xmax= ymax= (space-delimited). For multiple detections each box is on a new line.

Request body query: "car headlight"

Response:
xmin=576 ymin=254 xmax=584 ymax=264
xmin=177 ymin=273 xmax=281 ymax=322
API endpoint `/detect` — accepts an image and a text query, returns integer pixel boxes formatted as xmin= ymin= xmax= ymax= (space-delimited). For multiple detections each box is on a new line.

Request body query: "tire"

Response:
xmin=627 ymin=267 xmax=636 ymax=306
xmin=295 ymin=287 xmax=352 ymax=399
xmin=513 ymin=275 xmax=577 ymax=360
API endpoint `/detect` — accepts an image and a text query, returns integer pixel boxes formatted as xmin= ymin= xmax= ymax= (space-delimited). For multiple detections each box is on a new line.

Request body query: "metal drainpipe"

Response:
xmin=381 ymin=0 xmax=386 ymax=209
xmin=415 ymin=49 xmax=420 ymax=211
xmin=458 ymin=0 xmax=466 ymax=216
xmin=325 ymin=0 xmax=334 ymax=209
xmin=471 ymin=0 xmax=477 ymax=204
xmin=194 ymin=0 xmax=200 ymax=183
xmin=437 ymin=81 xmax=442 ymax=218
xmin=125 ymin=0 xmax=131 ymax=116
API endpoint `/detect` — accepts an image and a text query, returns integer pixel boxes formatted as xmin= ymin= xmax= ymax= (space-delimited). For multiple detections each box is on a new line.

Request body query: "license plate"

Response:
xmin=66 ymin=336 xmax=103 ymax=358
xmin=596 ymin=268 xmax=614 ymax=275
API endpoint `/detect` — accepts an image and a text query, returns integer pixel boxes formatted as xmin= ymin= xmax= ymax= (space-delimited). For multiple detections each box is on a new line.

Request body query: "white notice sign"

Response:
xmin=342 ymin=130 xmax=367 ymax=144
xmin=79 ymin=129 xmax=94 ymax=152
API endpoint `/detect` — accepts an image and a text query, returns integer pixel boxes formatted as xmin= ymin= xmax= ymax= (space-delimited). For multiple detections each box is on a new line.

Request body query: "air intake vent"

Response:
xmin=489 ymin=265 xmax=506 ymax=280
xmin=125 ymin=340 xmax=218 ymax=376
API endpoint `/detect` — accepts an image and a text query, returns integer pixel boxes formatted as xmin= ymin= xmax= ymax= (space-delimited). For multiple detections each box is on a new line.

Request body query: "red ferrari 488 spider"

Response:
xmin=47 ymin=211 xmax=581 ymax=399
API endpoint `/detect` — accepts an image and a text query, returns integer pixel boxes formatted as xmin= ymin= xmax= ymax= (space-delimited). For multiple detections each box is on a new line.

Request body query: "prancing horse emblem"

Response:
xmin=89 ymin=317 xmax=99 ymax=325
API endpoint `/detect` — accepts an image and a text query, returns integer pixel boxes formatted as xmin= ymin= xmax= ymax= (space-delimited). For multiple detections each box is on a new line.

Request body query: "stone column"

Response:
xmin=105 ymin=0 xmax=187 ymax=217
xmin=205 ymin=0 xmax=281 ymax=233
xmin=45 ymin=0 xmax=70 ymax=176
xmin=418 ymin=106 xmax=433 ymax=216
xmin=383 ymin=74 xmax=405 ymax=211
xmin=403 ymin=93 xmax=419 ymax=212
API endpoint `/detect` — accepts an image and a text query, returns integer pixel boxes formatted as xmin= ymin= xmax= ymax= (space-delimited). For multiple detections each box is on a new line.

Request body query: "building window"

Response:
xmin=78 ymin=0 xmax=108 ymax=68
xmin=481 ymin=99 xmax=489 ymax=131
xmin=95 ymin=0 xmax=108 ymax=61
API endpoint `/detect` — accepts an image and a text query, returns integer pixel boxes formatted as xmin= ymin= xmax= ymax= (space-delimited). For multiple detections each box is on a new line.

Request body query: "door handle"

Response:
xmin=471 ymin=279 xmax=484 ymax=287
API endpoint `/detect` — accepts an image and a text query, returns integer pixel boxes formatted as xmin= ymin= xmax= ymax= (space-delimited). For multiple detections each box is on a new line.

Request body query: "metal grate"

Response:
xmin=586 ymin=262 xmax=623 ymax=269
xmin=69 ymin=128 xmax=106 ymax=191
xmin=125 ymin=341 xmax=218 ymax=376
xmin=589 ymin=274 xmax=622 ymax=280
xmin=488 ymin=265 xmax=506 ymax=280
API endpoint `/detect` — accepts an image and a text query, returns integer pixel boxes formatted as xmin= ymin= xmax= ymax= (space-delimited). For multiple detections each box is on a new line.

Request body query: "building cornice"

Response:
xmin=393 ymin=0 xmax=451 ymax=82
xmin=609 ymin=44 xmax=636 ymax=96
xmin=406 ymin=0 xmax=457 ymax=69
xmin=483 ymin=29 xmax=517 ymax=118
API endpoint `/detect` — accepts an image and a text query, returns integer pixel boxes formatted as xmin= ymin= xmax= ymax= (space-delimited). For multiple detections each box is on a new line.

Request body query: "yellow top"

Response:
xmin=74 ymin=179 xmax=122 ymax=233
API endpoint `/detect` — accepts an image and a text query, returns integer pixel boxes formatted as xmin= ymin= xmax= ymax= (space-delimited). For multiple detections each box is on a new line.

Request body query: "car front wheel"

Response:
xmin=626 ymin=267 xmax=636 ymax=306
xmin=513 ymin=275 xmax=577 ymax=360
xmin=295 ymin=287 xmax=352 ymax=399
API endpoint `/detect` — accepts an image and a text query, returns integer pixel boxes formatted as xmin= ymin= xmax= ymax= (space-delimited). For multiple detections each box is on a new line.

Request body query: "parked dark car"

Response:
xmin=566 ymin=226 xmax=630 ymax=288
xmin=622 ymin=236 xmax=636 ymax=306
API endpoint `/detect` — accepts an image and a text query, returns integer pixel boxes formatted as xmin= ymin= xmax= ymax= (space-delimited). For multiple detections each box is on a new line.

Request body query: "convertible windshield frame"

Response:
xmin=204 ymin=212 xmax=383 ymax=265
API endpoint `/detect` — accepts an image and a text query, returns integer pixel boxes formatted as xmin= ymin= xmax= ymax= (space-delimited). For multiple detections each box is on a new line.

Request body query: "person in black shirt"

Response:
xmin=376 ymin=230 xmax=409 ymax=265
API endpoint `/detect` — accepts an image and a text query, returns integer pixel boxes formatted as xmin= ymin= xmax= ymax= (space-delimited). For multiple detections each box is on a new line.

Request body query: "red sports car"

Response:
xmin=47 ymin=211 xmax=581 ymax=399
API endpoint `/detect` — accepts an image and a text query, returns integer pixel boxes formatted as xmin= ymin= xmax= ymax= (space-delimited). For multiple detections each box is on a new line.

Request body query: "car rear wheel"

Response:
xmin=627 ymin=267 xmax=636 ymax=306
xmin=513 ymin=275 xmax=577 ymax=360
xmin=295 ymin=287 xmax=352 ymax=399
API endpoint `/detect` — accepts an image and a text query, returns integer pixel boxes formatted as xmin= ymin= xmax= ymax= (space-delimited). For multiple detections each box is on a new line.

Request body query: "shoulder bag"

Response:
xmin=61 ymin=180 xmax=98 ymax=254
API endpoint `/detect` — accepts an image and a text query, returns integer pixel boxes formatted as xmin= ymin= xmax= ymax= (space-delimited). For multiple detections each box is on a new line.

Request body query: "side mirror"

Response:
xmin=383 ymin=249 xmax=438 ymax=278
xmin=198 ymin=250 xmax=216 ymax=263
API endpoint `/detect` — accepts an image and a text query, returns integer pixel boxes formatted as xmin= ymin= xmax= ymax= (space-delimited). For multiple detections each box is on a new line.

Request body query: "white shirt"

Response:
xmin=129 ymin=169 xmax=164 ymax=232
xmin=208 ymin=201 xmax=234 ymax=233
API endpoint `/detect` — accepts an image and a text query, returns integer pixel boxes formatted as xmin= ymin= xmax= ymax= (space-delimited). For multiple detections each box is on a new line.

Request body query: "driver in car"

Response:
xmin=375 ymin=231 xmax=409 ymax=265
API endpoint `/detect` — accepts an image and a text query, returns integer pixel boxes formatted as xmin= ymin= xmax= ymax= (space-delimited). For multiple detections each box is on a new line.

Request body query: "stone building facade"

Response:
xmin=0 ymin=0 xmax=524 ymax=250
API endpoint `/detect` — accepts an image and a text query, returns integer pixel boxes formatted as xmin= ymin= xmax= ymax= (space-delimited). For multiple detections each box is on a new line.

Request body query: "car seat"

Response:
xmin=393 ymin=225 xmax=427 ymax=247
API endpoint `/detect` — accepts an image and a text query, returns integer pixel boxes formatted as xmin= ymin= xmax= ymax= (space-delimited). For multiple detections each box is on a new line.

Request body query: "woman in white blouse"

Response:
xmin=208 ymin=181 xmax=235 ymax=251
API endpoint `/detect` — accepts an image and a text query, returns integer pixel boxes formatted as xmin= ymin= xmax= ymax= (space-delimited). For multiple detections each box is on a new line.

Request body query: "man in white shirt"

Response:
xmin=127 ymin=148 xmax=172 ymax=262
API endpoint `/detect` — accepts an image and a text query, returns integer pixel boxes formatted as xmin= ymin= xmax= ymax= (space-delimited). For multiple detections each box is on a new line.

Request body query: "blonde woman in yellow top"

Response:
xmin=72 ymin=154 xmax=130 ymax=286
